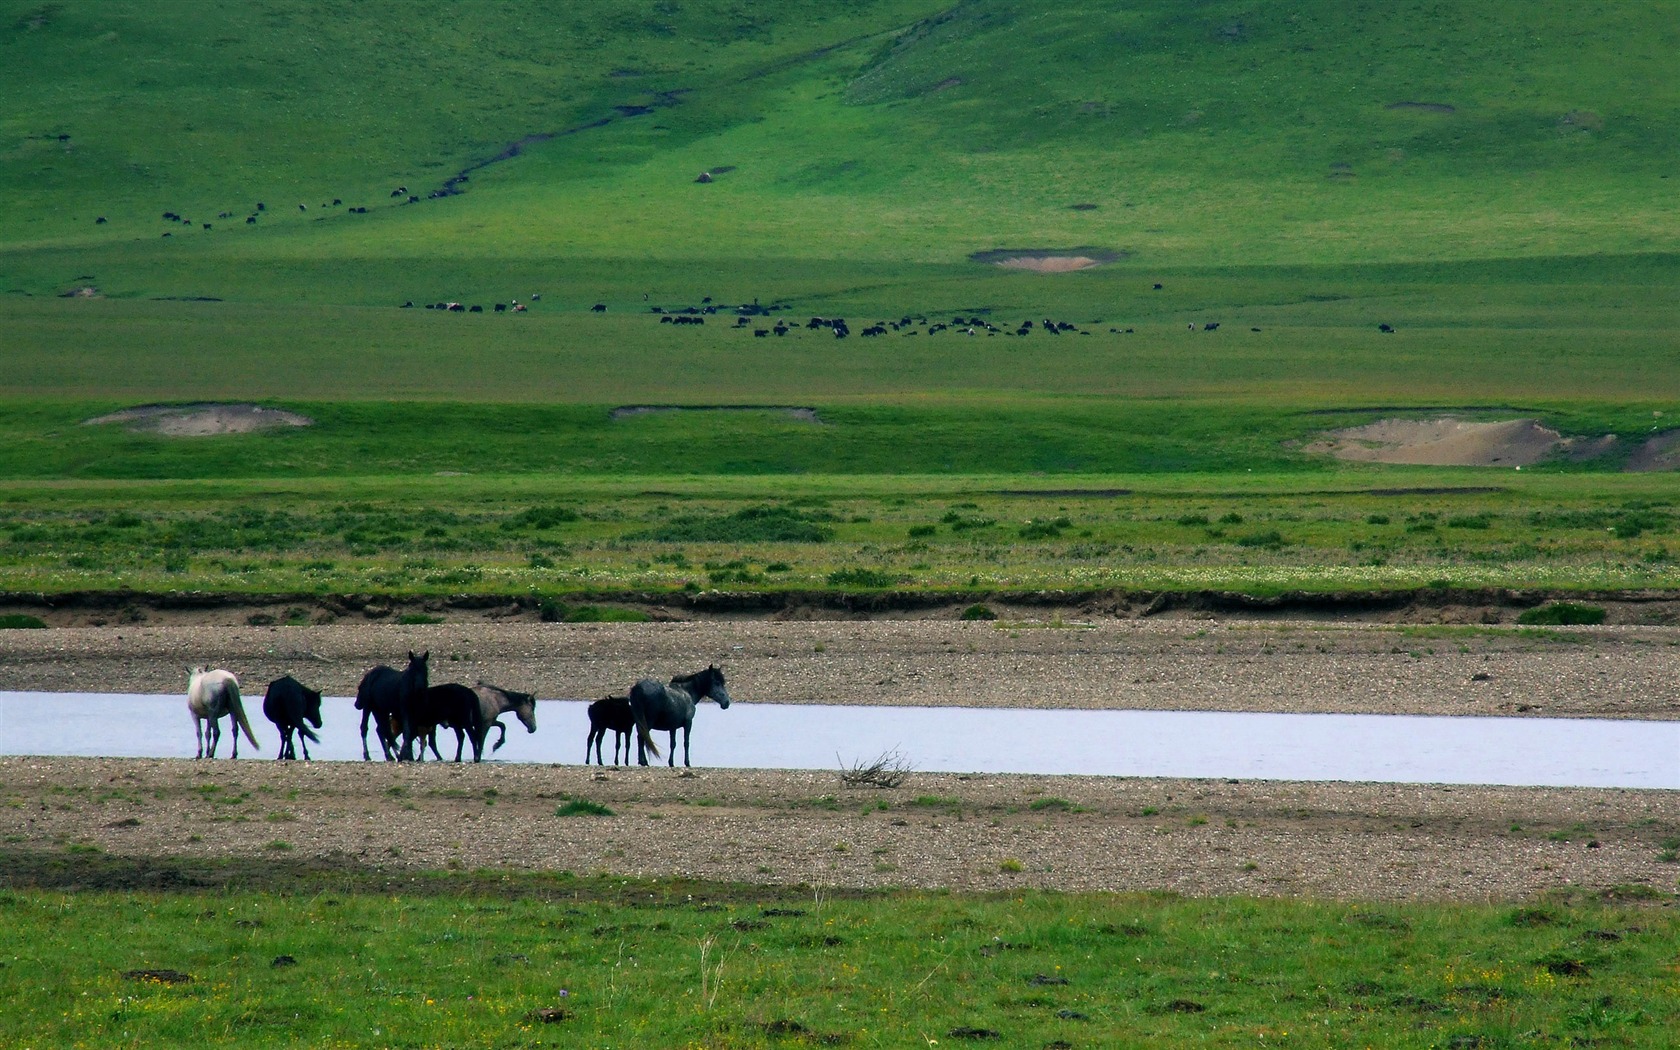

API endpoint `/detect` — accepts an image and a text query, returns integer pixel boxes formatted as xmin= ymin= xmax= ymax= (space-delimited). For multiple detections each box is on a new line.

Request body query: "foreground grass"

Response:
xmin=1 ymin=868 xmax=1674 ymax=1049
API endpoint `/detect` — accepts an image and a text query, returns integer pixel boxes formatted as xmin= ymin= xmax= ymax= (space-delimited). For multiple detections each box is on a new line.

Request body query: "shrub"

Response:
xmin=505 ymin=505 xmax=580 ymax=530
xmin=960 ymin=603 xmax=996 ymax=621
xmin=827 ymin=567 xmax=899 ymax=588
xmin=556 ymin=799 xmax=614 ymax=817
xmin=397 ymin=613 xmax=444 ymax=625
xmin=907 ymin=524 xmax=937 ymax=538
xmin=1517 ymin=602 xmax=1606 ymax=626
xmin=1176 ymin=513 xmax=1210 ymax=526
xmin=1236 ymin=530 xmax=1287 ymax=549
xmin=638 ymin=505 xmax=832 ymax=543
xmin=0 ymin=614 xmax=48 ymax=629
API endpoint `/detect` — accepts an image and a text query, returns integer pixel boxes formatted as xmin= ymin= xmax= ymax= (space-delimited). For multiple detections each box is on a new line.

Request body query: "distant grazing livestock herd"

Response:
xmin=183 ymin=654 xmax=734 ymax=769
xmin=96 ymin=203 xmax=1398 ymax=332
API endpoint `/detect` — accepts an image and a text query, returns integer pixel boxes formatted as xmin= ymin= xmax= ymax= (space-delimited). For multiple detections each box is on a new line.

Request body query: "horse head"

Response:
xmin=508 ymin=687 xmax=539 ymax=732
xmin=704 ymin=664 xmax=732 ymax=709
xmin=402 ymin=650 xmax=430 ymax=692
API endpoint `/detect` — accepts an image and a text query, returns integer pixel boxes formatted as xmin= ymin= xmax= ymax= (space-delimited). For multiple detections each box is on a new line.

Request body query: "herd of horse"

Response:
xmin=185 ymin=654 xmax=733 ymax=767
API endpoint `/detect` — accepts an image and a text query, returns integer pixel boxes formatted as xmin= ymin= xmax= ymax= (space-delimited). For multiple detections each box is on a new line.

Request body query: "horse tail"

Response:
xmin=632 ymin=700 xmax=661 ymax=758
xmin=229 ymin=687 xmax=259 ymax=747
xmin=298 ymin=723 xmax=321 ymax=743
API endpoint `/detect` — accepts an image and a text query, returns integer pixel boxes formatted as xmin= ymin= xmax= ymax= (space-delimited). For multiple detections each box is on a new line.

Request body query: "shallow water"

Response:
xmin=2 ymin=692 xmax=1674 ymax=788
xmin=6 ymin=688 xmax=1673 ymax=786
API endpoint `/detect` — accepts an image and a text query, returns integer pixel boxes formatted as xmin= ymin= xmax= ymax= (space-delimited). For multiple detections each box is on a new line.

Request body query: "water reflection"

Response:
xmin=0 ymin=692 xmax=1674 ymax=789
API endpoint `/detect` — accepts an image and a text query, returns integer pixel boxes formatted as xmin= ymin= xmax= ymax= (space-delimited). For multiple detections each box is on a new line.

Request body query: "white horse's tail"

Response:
xmin=228 ymin=687 xmax=259 ymax=747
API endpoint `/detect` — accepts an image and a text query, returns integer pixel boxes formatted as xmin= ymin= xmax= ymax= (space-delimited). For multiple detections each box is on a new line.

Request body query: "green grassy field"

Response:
xmin=3 ymin=0 xmax=1677 ymax=600
xmin=2 ymin=869 xmax=1674 ymax=1049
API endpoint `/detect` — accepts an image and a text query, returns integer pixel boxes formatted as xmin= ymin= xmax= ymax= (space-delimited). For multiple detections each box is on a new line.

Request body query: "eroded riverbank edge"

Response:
xmin=2 ymin=757 xmax=1675 ymax=903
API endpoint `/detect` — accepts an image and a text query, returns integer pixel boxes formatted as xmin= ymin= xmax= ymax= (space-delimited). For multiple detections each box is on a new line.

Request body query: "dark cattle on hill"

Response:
xmin=203 ymin=223 xmax=212 ymax=230
xmin=256 ymin=202 xmax=265 ymax=211
xmin=246 ymin=216 xmax=257 ymax=224
xmin=1203 ymin=322 xmax=1220 ymax=331
xmin=95 ymin=216 xmax=107 ymax=224
xmin=469 ymin=304 xmax=483 ymax=312
xmin=494 ymin=303 xmax=506 ymax=312
xmin=262 ymin=675 xmax=323 ymax=761
xmin=591 ymin=303 xmax=607 ymax=312
xmin=1379 ymin=323 xmax=1394 ymax=333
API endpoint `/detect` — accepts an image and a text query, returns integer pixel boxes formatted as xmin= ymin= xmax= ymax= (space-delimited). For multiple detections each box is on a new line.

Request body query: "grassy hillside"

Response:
xmin=5 ymin=0 xmax=1675 ymax=281
xmin=2 ymin=1 xmax=1676 ymax=598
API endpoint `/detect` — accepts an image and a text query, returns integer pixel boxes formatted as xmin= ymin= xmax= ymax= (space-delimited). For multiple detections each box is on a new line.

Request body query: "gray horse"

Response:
xmin=471 ymin=681 xmax=539 ymax=762
xmin=629 ymin=665 xmax=732 ymax=767
xmin=187 ymin=666 xmax=258 ymax=759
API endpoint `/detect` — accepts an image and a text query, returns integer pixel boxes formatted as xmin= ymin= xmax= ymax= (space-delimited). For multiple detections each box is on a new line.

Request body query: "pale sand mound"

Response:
xmin=969 ymin=247 xmax=1123 ymax=272
xmin=1626 ymin=429 xmax=1680 ymax=471
xmin=84 ymin=403 xmax=313 ymax=436
xmin=995 ymin=255 xmax=1100 ymax=272
xmin=1306 ymin=418 xmax=1569 ymax=466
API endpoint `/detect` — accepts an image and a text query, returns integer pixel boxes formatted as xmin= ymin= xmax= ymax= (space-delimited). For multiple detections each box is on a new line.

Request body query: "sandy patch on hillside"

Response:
xmin=83 ymin=404 xmax=313 ymax=436
xmin=1627 ymin=429 xmax=1680 ymax=472
xmin=970 ymin=247 xmax=1123 ymax=272
xmin=1306 ymin=418 xmax=1570 ymax=466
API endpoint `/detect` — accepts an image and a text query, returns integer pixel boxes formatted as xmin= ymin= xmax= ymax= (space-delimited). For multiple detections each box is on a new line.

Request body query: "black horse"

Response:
xmin=355 ymin=650 xmax=429 ymax=761
xmin=402 ymin=682 xmax=485 ymax=762
xmin=629 ymin=665 xmax=732 ymax=767
xmin=262 ymin=675 xmax=322 ymax=761
xmin=585 ymin=695 xmax=633 ymax=765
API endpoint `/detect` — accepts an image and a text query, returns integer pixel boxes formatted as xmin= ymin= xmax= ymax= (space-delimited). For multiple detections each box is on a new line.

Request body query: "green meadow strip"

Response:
xmin=0 ymin=872 xmax=1673 ymax=1049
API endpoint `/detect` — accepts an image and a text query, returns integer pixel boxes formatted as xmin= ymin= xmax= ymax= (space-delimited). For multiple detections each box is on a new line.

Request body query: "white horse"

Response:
xmin=187 ymin=666 xmax=259 ymax=759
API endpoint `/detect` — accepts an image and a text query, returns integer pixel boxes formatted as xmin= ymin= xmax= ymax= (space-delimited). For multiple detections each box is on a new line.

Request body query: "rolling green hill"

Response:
xmin=2 ymin=1 xmax=1678 ymax=599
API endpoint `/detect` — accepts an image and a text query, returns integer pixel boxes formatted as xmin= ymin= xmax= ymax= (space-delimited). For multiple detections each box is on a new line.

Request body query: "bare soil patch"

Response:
xmin=83 ymin=403 xmax=313 ymax=436
xmin=1306 ymin=417 xmax=1591 ymax=467
xmin=969 ymin=247 xmax=1124 ymax=272
xmin=1627 ymin=429 xmax=1680 ymax=472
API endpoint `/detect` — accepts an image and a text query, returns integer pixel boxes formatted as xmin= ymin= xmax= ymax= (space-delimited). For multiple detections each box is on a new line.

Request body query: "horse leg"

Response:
xmin=452 ymin=728 xmax=466 ymax=763
xmin=297 ymin=727 xmax=311 ymax=761
xmin=194 ymin=716 xmax=205 ymax=760
xmin=614 ymin=729 xmax=627 ymax=766
xmin=206 ymin=718 xmax=220 ymax=759
xmin=667 ymin=729 xmax=677 ymax=768
xmin=229 ymin=715 xmax=240 ymax=760
xmin=359 ymin=708 xmax=373 ymax=761
xmin=682 ymin=725 xmax=691 ymax=768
